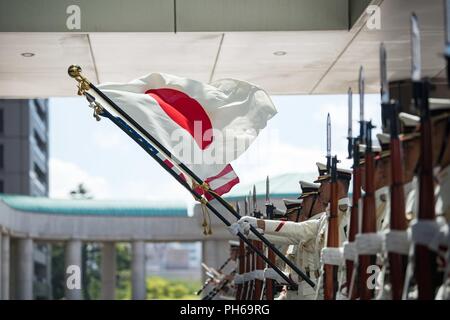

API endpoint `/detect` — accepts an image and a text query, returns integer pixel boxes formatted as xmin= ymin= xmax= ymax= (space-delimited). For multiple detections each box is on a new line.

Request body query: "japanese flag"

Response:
xmin=98 ymin=73 xmax=277 ymax=199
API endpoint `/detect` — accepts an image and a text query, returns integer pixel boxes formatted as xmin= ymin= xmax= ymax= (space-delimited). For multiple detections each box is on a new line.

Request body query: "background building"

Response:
xmin=0 ymin=99 xmax=52 ymax=299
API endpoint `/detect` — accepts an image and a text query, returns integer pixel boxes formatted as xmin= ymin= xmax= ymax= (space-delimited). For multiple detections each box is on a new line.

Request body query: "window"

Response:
xmin=0 ymin=144 xmax=3 ymax=169
xmin=33 ymin=100 xmax=47 ymax=124
xmin=34 ymin=130 xmax=47 ymax=154
xmin=34 ymin=162 xmax=47 ymax=186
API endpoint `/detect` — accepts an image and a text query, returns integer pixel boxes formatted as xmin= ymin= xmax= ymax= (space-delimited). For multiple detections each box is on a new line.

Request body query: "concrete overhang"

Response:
xmin=0 ymin=0 xmax=445 ymax=97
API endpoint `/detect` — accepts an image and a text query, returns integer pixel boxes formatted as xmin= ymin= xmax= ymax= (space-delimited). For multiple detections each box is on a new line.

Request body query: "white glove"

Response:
xmin=238 ymin=216 xmax=258 ymax=235
xmin=234 ymin=274 xmax=244 ymax=284
xmin=263 ymin=268 xmax=292 ymax=285
xmin=251 ymin=269 xmax=265 ymax=281
xmin=228 ymin=222 xmax=240 ymax=236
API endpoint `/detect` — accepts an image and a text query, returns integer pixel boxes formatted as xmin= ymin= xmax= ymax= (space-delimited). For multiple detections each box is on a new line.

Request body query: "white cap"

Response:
xmin=376 ymin=133 xmax=390 ymax=146
xmin=399 ymin=112 xmax=420 ymax=127
xmin=359 ymin=144 xmax=382 ymax=153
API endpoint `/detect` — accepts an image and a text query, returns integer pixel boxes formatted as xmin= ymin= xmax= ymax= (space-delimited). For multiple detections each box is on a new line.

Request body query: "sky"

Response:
xmin=48 ymin=93 xmax=382 ymax=207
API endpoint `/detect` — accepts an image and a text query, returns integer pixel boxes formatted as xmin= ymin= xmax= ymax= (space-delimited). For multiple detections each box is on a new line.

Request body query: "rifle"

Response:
xmin=358 ymin=120 xmax=377 ymax=300
xmin=345 ymin=85 xmax=361 ymax=299
xmin=324 ymin=156 xmax=340 ymax=300
xmin=326 ymin=113 xmax=332 ymax=172
xmin=251 ymin=185 xmax=264 ymax=300
xmin=380 ymin=42 xmax=408 ymax=300
xmin=265 ymin=176 xmax=276 ymax=300
xmin=411 ymin=13 xmax=438 ymax=299
xmin=235 ymin=201 xmax=245 ymax=300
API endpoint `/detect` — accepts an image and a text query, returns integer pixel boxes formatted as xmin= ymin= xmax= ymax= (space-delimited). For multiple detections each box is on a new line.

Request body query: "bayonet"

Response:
xmin=411 ymin=13 xmax=422 ymax=82
xmin=252 ymin=185 xmax=257 ymax=212
xmin=380 ymin=43 xmax=389 ymax=104
xmin=244 ymin=196 xmax=249 ymax=216
xmin=326 ymin=113 xmax=331 ymax=172
xmin=265 ymin=176 xmax=270 ymax=204
xmin=445 ymin=0 xmax=450 ymax=83
xmin=359 ymin=66 xmax=366 ymax=141
xmin=236 ymin=201 xmax=240 ymax=214
xmin=347 ymin=88 xmax=353 ymax=159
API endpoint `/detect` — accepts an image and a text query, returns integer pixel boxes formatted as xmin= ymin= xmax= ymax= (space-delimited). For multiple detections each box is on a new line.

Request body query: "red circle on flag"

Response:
xmin=146 ymin=88 xmax=213 ymax=150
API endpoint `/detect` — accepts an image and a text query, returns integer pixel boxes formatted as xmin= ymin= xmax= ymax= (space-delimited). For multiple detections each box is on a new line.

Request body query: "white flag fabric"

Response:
xmin=98 ymin=73 xmax=277 ymax=198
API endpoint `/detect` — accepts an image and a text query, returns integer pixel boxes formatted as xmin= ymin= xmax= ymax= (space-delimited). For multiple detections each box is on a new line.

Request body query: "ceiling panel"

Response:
xmin=89 ymin=33 xmax=223 ymax=84
xmin=0 ymin=33 xmax=95 ymax=97
xmin=312 ymin=0 xmax=446 ymax=94
xmin=213 ymin=31 xmax=353 ymax=94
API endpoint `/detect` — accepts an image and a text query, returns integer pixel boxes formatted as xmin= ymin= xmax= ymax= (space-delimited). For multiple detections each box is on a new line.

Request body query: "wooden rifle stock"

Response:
xmin=387 ymin=102 xmax=408 ymax=300
xmin=252 ymin=240 xmax=264 ymax=300
xmin=236 ymin=240 xmax=245 ymax=300
xmin=324 ymin=156 xmax=340 ymax=300
xmin=347 ymin=140 xmax=361 ymax=299
xmin=242 ymin=247 xmax=251 ymax=300
xmin=414 ymin=80 xmax=438 ymax=300
xmin=359 ymin=122 xmax=377 ymax=300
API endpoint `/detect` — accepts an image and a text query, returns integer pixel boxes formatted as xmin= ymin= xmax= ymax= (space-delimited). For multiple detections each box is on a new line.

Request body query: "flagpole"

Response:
xmin=67 ymin=65 xmax=309 ymax=287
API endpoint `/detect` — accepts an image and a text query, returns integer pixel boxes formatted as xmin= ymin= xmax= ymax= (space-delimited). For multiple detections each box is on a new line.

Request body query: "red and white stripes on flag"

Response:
xmin=98 ymin=73 xmax=277 ymax=198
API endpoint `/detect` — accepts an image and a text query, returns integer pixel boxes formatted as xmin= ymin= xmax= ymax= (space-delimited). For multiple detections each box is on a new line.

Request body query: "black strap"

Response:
xmin=437 ymin=116 xmax=450 ymax=165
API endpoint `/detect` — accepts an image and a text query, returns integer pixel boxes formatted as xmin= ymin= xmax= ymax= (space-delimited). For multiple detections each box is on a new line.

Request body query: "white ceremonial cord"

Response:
xmin=428 ymin=223 xmax=449 ymax=255
xmin=321 ymin=247 xmax=345 ymax=266
xmin=401 ymin=243 xmax=415 ymax=300
xmin=234 ymin=274 xmax=244 ymax=284
xmin=343 ymin=241 xmax=357 ymax=261
xmin=347 ymin=262 xmax=358 ymax=299
xmin=228 ymin=222 xmax=240 ymax=236
xmin=411 ymin=219 xmax=441 ymax=246
xmin=385 ymin=229 xmax=410 ymax=255
xmin=355 ymin=233 xmax=385 ymax=255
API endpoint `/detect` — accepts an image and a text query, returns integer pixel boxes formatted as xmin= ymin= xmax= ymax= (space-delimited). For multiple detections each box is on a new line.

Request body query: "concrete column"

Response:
xmin=131 ymin=241 xmax=146 ymax=300
xmin=65 ymin=240 xmax=82 ymax=300
xmin=2 ymin=234 xmax=10 ymax=300
xmin=16 ymin=238 xmax=33 ymax=300
xmin=101 ymin=242 xmax=116 ymax=300
xmin=201 ymin=240 xmax=229 ymax=284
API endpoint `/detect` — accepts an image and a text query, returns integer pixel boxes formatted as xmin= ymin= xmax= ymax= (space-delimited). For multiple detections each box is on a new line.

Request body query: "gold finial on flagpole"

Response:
xmin=67 ymin=65 xmax=90 ymax=96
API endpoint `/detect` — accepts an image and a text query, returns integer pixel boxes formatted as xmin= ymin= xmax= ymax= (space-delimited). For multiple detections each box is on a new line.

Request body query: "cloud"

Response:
xmin=92 ymin=129 xmax=125 ymax=150
xmin=49 ymin=158 xmax=111 ymax=199
xmin=232 ymin=135 xmax=323 ymax=184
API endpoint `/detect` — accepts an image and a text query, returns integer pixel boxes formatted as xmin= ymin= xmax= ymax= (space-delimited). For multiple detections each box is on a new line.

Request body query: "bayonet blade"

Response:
xmin=252 ymin=185 xmax=257 ymax=211
xmin=327 ymin=113 xmax=331 ymax=157
xmin=411 ymin=13 xmax=422 ymax=82
xmin=359 ymin=66 xmax=365 ymax=122
xmin=380 ymin=42 xmax=389 ymax=104
xmin=446 ymin=0 xmax=450 ymax=53
xmin=347 ymin=87 xmax=353 ymax=159
xmin=244 ymin=196 xmax=248 ymax=215
xmin=265 ymin=176 xmax=270 ymax=203
xmin=236 ymin=201 xmax=240 ymax=214
xmin=445 ymin=0 xmax=450 ymax=83
xmin=347 ymin=87 xmax=353 ymax=138
xmin=326 ymin=113 xmax=331 ymax=171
